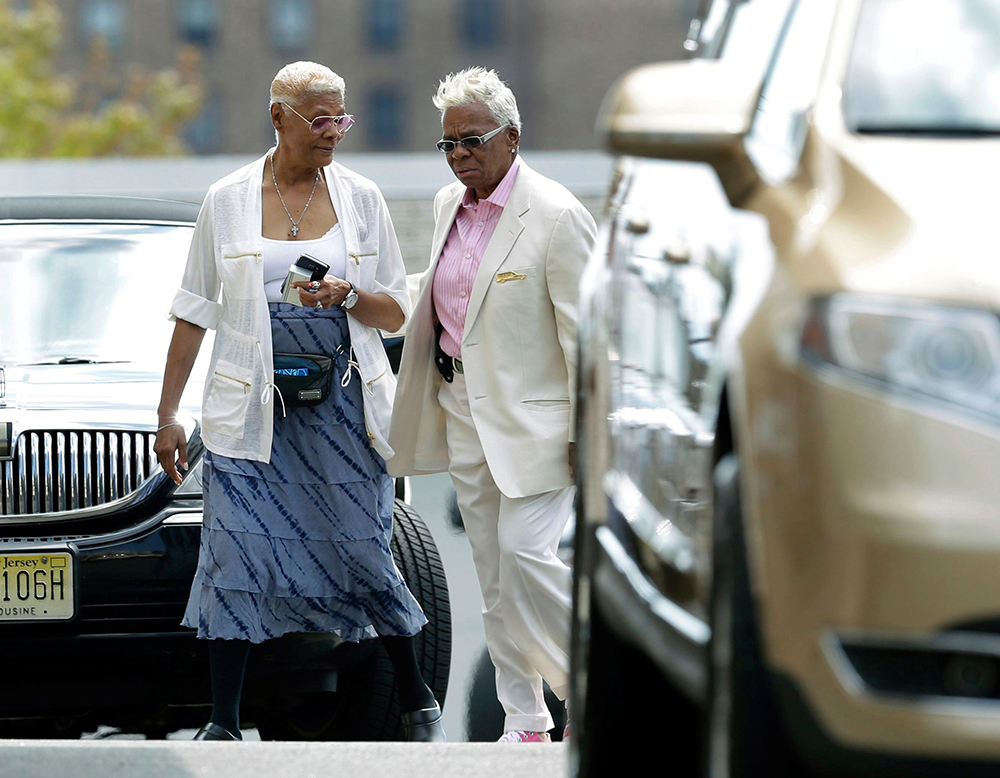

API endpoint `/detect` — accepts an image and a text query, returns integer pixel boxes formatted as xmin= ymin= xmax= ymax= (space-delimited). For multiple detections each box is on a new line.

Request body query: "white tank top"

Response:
xmin=262 ymin=222 xmax=346 ymax=302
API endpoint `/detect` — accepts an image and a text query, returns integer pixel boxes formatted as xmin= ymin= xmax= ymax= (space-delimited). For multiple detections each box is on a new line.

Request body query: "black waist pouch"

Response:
xmin=273 ymin=353 xmax=335 ymax=407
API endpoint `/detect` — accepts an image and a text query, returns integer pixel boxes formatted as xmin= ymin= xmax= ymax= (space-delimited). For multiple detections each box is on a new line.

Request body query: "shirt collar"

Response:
xmin=461 ymin=155 xmax=521 ymax=210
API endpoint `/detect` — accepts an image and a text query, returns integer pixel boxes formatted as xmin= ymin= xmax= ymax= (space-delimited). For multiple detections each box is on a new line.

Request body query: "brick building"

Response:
xmin=50 ymin=0 xmax=695 ymax=154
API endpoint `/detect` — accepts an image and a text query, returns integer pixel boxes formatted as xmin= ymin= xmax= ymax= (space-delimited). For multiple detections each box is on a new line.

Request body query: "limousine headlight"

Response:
xmin=801 ymin=294 xmax=1000 ymax=423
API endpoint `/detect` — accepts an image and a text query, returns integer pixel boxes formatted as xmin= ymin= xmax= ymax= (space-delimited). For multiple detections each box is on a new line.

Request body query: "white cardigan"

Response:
xmin=169 ymin=151 xmax=410 ymax=463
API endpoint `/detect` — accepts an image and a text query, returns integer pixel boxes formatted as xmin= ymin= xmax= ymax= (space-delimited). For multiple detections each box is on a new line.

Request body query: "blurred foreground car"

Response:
xmin=572 ymin=0 xmax=1000 ymax=775
xmin=0 ymin=196 xmax=449 ymax=739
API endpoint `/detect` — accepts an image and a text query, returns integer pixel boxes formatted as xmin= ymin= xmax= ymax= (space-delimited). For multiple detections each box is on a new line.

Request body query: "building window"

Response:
xmin=269 ymin=0 xmax=315 ymax=53
xmin=183 ymin=94 xmax=224 ymax=155
xmin=462 ymin=0 xmax=502 ymax=48
xmin=367 ymin=0 xmax=403 ymax=51
xmin=178 ymin=0 xmax=220 ymax=47
xmin=79 ymin=0 xmax=127 ymax=51
xmin=367 ymin=87 xmax=404 ymax=149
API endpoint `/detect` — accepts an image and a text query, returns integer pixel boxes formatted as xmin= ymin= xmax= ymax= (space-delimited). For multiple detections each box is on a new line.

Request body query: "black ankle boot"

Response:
xmin=402 ymin=702 xmax=447 ymax=742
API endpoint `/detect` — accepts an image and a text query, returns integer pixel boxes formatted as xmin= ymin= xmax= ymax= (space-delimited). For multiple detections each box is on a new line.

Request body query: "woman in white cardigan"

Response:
xmin=154 ymin=61 xmax=444 ymax=742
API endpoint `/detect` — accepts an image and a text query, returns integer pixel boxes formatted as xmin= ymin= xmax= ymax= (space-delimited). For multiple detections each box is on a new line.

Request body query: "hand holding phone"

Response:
xmin=281 ymin=254 xmax=331 ymax=306
xmin=296 ymin=254 xmax=331 ymax=281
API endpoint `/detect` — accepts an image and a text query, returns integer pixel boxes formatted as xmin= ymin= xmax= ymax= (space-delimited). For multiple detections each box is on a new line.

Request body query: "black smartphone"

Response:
xmin=295 ymin=254 xmax=330 ymax=281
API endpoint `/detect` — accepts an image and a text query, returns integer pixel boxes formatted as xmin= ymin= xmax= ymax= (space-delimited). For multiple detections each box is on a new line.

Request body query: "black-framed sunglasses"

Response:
xmin=283 ymin=103 xmax=356 ymax=135
xmin=435 ymin=124 xmax=510 ymax=153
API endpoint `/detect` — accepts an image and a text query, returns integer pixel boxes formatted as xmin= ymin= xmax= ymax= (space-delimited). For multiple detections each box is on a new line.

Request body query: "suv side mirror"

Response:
xmin=597 ymin=60 xmax=762 ymax=204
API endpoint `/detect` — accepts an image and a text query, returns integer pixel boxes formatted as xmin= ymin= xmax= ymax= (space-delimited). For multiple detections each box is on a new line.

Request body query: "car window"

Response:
xmin=843 ymin=0 xmax=1000 ymax=134
xmin=744 ymin=0 xmax=839 ymax=184
xmin=0 ymin=223 xmax=193 ymax=365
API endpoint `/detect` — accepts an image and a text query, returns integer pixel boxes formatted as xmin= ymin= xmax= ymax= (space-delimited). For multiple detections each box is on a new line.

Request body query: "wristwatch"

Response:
xmin=340 ymin=282 xmax=359 ymax=310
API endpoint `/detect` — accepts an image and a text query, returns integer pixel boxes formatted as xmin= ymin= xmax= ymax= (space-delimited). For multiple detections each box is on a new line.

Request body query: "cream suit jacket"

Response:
xmin=386 ymin=160 xmax=597 ymax=498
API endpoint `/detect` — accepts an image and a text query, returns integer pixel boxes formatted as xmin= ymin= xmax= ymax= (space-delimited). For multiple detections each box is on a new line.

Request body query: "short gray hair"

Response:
xmin=269 ymin=61 xmax=346 ymax=111
xmin=433 ymin=67 xmax=521 ymax=133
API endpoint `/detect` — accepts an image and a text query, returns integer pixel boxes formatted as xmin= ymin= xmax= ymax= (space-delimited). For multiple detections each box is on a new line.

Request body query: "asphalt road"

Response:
xmin=0 ymin=742 xmax=567 ymax=778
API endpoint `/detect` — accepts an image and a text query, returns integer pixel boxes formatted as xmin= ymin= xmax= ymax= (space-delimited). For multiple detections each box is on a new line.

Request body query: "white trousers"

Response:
xmin=439 ymin=371 xmax=573 ymax=733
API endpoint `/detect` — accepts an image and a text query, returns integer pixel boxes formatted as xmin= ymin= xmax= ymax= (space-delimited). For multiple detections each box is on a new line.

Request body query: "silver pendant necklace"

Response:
xmin=270 ymin=152 xmax=320 ymax=238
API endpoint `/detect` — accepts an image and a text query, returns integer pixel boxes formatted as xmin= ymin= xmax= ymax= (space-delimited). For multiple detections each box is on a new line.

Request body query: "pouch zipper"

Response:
xmin=214 ymin=371 xmax=251 ymax=393
xmin=348 ymin=252 xmax=377 ymax=266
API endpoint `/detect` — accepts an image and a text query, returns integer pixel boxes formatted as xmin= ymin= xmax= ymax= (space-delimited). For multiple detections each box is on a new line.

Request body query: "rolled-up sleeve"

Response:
xmin=169 ymin=195 xmax=222 ymax=329
xmin=370 ymin=189 xmax=412 ymax=333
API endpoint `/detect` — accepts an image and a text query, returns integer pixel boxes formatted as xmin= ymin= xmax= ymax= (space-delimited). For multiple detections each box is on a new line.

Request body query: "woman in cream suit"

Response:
xmin=388 ymin=67 xmax=597 ymax=742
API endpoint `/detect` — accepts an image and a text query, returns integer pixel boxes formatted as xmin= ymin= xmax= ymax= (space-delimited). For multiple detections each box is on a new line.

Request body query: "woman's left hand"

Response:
xmin=291 ymin=275 xmax=351 ymax=310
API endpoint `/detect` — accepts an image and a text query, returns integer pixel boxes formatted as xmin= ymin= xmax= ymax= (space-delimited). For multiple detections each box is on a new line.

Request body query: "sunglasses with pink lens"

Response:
xmin=284 ymin=103 xmax=356 ymax=135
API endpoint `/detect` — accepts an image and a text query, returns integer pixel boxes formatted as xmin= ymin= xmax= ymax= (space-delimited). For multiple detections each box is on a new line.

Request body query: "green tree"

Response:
xmin=0 ymin=0 xmax=203 ymax=157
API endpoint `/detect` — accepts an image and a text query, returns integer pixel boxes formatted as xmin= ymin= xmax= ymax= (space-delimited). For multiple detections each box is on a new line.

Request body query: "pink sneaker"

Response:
xmin=497 ymin=730 xmax=552 ymax=743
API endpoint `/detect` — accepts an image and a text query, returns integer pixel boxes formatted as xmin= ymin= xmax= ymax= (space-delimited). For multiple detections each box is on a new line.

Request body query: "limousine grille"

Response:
xmin=1 ymin=430 xmax=160 ymax=516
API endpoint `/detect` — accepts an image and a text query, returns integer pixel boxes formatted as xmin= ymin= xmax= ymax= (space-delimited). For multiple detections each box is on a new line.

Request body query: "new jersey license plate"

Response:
xmin=0 ymin=551 xmax=74 ymax=621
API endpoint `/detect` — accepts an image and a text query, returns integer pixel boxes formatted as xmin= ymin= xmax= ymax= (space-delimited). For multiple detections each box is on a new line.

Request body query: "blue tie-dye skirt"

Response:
xmin=181 ymin=302 xmax=428 ymax=644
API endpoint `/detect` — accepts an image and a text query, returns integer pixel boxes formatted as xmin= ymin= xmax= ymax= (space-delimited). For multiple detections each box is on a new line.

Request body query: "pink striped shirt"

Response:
xmin=433 ymin=157 xmax=521 ymax=359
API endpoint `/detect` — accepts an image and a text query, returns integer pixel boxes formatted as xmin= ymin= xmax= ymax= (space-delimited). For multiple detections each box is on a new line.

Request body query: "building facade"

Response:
xmin=51 ymin=0 xmax=695 ymax=154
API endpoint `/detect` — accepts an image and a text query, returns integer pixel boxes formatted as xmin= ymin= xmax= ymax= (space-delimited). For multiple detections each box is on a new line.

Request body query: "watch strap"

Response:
xmin=341 ymin=282 xmax=359 ymax=310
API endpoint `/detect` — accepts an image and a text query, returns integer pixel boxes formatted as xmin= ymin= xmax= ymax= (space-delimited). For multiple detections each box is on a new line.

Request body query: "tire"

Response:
xmin=256 ymin=499 xmax=452 ymax=741
xmin=706 ymin=455 xmax=802 ymax=777
xmin=465 ymin=647 xmax=505 ymax=741
xmin=572 ymin=525 xmax=699 ymax=776
xmin=0 ymin=718 xmax=83 ymax=739
xmin=446 ymin=484 xmax=463 ymax=532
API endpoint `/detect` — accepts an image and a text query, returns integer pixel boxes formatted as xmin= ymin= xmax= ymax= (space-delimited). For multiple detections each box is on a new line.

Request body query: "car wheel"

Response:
xmin=0 ymin=718 xmax=83 ymax=739
xmin=571 ymin=525 xmax=699 ymax=775
xmin=445 ymin=484 xmax=463 ymax=532
xmin=256 ymin=499 xmax=451 ymax=741
xmin=706 ymin=455 xmax=803 ymax=777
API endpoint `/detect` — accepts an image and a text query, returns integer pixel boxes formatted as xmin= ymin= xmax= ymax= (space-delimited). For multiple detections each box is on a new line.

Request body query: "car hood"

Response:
xmin=824 ymin=135 xmax=1000 ymax=311
xmin=0 ymin=362 xmax=202 ymax=415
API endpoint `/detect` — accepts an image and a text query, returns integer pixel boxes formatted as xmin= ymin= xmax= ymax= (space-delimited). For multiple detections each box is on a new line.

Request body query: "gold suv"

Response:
xmin=571 ymin=0 xmax=1000 ymax=775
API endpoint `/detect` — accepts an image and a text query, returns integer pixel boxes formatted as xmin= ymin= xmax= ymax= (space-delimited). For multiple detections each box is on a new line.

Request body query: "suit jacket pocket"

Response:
xmin=521 ymin=398 xmax=571 ymax=412
xmin=497 ymin=265 xmax=537 ymax=286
